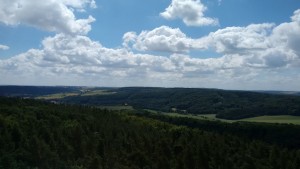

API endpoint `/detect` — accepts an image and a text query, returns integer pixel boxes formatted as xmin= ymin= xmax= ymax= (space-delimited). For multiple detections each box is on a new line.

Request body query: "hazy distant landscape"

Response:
xmin=3 ymin=86 xmax=300 ymax=121
xmin=2 ymin=85 xmax=300 ymax=125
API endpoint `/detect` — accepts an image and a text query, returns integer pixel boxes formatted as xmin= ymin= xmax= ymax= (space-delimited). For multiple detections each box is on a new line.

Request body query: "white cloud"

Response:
xmin=0 ymin=45 xmax=9 ymax=50
xmin=291 ymin=9 xmax=300 ymax=23
xmin=62 ymin=0 xmax=97 ymax=9
xmin=123 ymin=26 xmax=209 ymax=53
xmin=160 ymin=0 xmax=218 ymax=26
xmin=271 ymin=10 xmax=300 ymax=57
xmin=41 ymin=34 xmax=103 ymax=65
xmin=0 ymin=0 xmax=95 ymax=35
xmin=122 ymin=32 xmax=137 ymax=49
xmin=201 ymin=11 xmax=300 ymax=69
xmin=207 ymin=23 xmax=274 ymax=55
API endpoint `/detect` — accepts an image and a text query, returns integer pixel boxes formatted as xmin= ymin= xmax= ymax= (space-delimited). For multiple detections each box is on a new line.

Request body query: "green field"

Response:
xmin=240 ymin=115 xmax=300 ymax=125
xmin=199 ymin=114 xmax=300 ymax=125
xmin=146 ymin=110 xmax=300 ymax=125
xmin=144 ymin=110 xmax=234 ymax=122
xmin=81 ymin=89 xmax=116 ymax=96
xmin=98 ymin=105 xmax=134 ymax=111
xmin=170 ymin=113 xmax=236 ymax=123
xmin=36 ymin=92 xmax=79 ymax=100
xmin=36 ymin=89 xmax=116 ymax=100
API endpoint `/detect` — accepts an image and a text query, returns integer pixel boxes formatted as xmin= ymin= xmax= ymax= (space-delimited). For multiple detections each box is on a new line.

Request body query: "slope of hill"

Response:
xmin=61 ymin=87 xmax=300 ymax=120
xmin=1 ymin=86 xmax=300 ymax=120
xmin=0 ymin=86 xmax=81 ymax=97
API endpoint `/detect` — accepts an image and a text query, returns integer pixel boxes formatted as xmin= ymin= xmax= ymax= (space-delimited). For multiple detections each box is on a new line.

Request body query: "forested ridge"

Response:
xmin=0 ymin=86 xmax=80 ymax=97
xmin=139 ymin=110 xmax=300 ymax=149
xmin=1 ymin=86 xmax=300 ymax=120
xmin=1 ymin=97 xmax=300 ymax=169
xmin=62 ymin=87 xmax=300 ymax=119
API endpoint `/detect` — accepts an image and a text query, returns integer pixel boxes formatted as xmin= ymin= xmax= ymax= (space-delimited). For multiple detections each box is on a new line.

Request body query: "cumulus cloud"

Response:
xmin=0 ymin=34 xmax=223 ymax=86
xmin=0 ymin=45 xmax=9 ymax=50
xmin=263 ymin=50 xmax=289 ymax=68
xmin=291 ymin=9 xmax=300 ymax=23
xmin=0 ymin=0 xmax=95 ymax=35
xmin=123 ymin=26 xmax=209 ymax=53
xmin=122 ymin=32 xmax=137 ymax=49
xmin=271 ymin=10 xmax=300 ymax=57
xmin=207 ymin=23 xmax=274 ymax=55
xmin=0 ymin=32 xmax=293 ymax=89
xmin=197 ymin=10 xmax=300 ymax=69
xmin=62 ymin=0 xmax=97 ymax=10
xmin=160 ymin=0 xmax=218 ymax=26
xmin=0 ymin=31 xmax=299 ymax=90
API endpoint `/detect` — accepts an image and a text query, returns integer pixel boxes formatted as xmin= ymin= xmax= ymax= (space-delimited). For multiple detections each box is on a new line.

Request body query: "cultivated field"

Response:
xmin=36 ymin=92 xmax=79 ymax=100
xmin=240 ymin=115 xmax=300 ymax=125
xmin=36 ymin=89 xmax=116 ymax=100
xmin=148 ymin=111 xmax=300 ymax=125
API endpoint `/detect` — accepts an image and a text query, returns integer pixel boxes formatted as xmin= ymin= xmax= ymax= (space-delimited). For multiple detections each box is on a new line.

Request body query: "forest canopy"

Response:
xmin=0 ymin=97 xmax=300 ymax=169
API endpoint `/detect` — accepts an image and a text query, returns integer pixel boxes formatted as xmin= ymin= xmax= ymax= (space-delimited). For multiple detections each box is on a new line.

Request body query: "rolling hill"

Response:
xmin=1 ymin=86 xmax=300 ymax=120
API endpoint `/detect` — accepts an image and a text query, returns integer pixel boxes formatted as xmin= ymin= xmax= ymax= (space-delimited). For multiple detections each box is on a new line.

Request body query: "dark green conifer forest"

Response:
xmin=1 ymin=97 xmax=300 ymax=169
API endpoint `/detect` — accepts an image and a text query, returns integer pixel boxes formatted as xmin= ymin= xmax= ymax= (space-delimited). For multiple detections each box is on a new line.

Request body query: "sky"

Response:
xmin=0 ymin=0 xmax=300 ymax=91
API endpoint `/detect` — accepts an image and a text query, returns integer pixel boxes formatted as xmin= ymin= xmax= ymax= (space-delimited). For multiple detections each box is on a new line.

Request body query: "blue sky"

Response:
xmin=1 ymin=0 xmax=300 ymax=90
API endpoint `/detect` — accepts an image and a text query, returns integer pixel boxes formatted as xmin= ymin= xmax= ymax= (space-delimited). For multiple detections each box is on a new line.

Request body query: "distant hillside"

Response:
xmin=256 ymin=90 xmax=300 ymax=96
xmin=0 ymin=86 xmax=80 ymax=97
xmin=61 ymin=87 xmax=300 ymax=120
xmin=1 ymin=86 xmax=300 ymax=120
